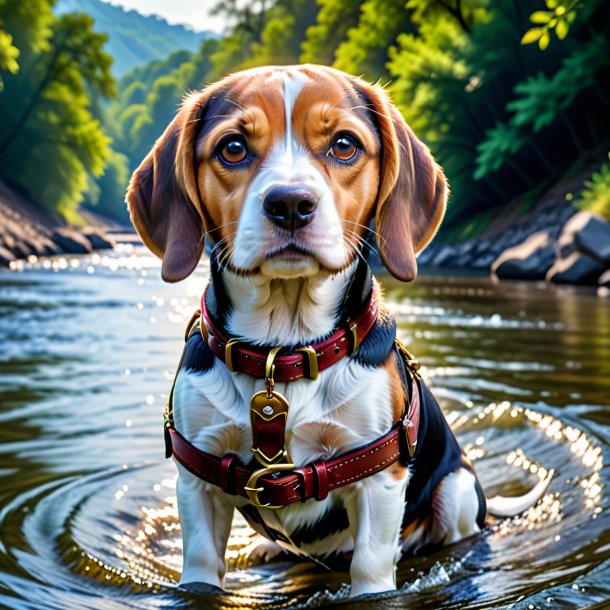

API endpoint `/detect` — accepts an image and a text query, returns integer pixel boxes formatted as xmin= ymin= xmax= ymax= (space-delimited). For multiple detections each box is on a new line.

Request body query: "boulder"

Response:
xmin=0 ymin=246 xmax=16 ymax=266
xmin=559 ymin=211 xmax=610 ymax=264
xmin=432 ymin=246 xmax=456 ymax=267
xmin=51 ymin=228 xmax=93 ymax=254
xmin=82 ymin=228 xmax=116 ymax=250
xmin=546 ymin=251 xmax=606 ymax=285
xmin=492 ymin=231 xmax=556 ymax=280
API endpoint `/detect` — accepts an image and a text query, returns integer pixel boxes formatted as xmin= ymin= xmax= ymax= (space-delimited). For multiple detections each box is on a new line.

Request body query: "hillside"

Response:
xmin=55 ymin=0 xmax=216 ymax=76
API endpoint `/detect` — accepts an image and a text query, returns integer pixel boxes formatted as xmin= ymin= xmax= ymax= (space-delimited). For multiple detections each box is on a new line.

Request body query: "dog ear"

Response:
xmin=364 ymin=86 xmax=448 ymax=282
xmin=126 ymin=93 xmax=208 ymax=283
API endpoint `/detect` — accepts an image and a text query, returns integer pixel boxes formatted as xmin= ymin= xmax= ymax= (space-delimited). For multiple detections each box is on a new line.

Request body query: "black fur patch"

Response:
xmin=204 ymin=252 xmax=232 ymax=329
xmin=182 ymin=330 xmax=216 ymax=373
xmin=401 ymin=379 xmax=464 ymax=530
xmin=289 ymin=506 xmax=350 ymax=546
xmin=352 ymin=308 xmax=396 ymax=367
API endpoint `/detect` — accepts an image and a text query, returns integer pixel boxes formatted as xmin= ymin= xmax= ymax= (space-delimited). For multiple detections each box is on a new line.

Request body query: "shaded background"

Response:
xmin=0 ymin=0 xmax=608 ymax=240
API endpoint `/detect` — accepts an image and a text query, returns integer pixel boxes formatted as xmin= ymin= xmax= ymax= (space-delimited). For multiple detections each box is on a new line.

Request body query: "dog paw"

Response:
xmin=178 ymin=581 xmax=225 ymax=595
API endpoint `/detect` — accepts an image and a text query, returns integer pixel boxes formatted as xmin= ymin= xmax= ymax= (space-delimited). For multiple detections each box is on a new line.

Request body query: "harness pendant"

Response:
xmin=249 ymin=345 xmax=291 ymax=468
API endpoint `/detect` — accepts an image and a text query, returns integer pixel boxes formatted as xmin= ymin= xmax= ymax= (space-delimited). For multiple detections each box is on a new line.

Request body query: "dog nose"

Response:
xmin=263 ymin=187 xmax=318 ymax=232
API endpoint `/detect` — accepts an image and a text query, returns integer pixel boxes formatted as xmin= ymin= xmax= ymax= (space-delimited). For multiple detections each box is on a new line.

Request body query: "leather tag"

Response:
xmin=250 ymin=390 xmax=289 ymax=465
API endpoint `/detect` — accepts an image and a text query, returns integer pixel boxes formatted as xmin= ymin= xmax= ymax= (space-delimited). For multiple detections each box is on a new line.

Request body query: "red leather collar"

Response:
xmin=168 ymin=379 xmax=420 ymax=507
xmin=201 ymin=286 xmax=379 ymax=382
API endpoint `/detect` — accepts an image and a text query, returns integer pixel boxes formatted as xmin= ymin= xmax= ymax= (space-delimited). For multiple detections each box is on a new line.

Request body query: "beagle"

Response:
xmin=126 ymin=65 xmax=504 ymax=596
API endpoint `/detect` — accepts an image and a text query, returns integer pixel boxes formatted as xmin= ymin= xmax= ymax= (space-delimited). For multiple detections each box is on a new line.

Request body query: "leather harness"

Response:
xmin=163 ymin=288 xmax=422 ymax=512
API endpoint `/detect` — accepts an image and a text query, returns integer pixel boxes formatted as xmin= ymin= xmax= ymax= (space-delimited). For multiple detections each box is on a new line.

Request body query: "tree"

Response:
xmin=0 ymin=9 xmax=116 ymax=219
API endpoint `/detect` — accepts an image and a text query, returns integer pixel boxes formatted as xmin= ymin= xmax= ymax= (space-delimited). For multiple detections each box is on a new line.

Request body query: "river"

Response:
xmin=0 ymin=243 xmax=609 ymax=609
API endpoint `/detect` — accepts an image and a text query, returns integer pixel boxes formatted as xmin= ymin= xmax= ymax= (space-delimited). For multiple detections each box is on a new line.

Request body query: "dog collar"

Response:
xmin=200 ymin=285 xmax=379 ymax=382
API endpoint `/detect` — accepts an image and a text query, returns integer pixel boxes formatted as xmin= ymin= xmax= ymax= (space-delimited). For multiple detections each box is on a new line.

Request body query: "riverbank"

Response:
xmin=0 ymin=180 xmax=130 ymax=267
xmin=419 ymin=162 xmax=610 ymax=295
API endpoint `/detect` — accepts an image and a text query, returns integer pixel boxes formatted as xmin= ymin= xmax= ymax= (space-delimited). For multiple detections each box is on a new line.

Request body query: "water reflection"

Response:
xmin=0 ymin=247 xmax=608 ymax=609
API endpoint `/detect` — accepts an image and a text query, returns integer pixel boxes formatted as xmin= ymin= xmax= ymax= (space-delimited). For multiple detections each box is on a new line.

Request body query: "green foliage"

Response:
xmin=111 ymin=38 xmax=219 ymax=168
xmin=334 ymin=0 xmax=414 ymax=80
xmin=3 ymin=0 xmax=608 ymax=234
xmin=522 ymin=0 xmax=580 ymax=50
xmin=300 ymin=0 xmax=362 ymax=65
xmin=0 ymin=6 xmax=115 ymax=218
xmin=0 ymin=0 xmax=53 ymax=89
xmin=575 ymin=155 xmax=610 ymax=220
xmin=84 ymin=149 xmax=131 ymax=222
xmin=0 ymin=29 xmax=19 ymax=89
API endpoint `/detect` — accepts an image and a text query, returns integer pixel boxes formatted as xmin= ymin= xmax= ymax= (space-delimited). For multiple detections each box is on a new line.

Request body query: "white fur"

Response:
xmin=429 ymin=468 xmax=481 ymax=545
xmin=231 ymin=72 xmax=347 ymax=277
xmin=171 ymin=72 xmax=475 ymax=596
xmin=173 ymin=266 xmax=414 ymax=593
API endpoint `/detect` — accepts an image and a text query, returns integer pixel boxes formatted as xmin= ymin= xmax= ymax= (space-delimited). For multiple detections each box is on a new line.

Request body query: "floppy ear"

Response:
xmin=126 ymin=93 xmax=208 ymax=283
xmin=365 ymin=86 xmax=448 ymax=282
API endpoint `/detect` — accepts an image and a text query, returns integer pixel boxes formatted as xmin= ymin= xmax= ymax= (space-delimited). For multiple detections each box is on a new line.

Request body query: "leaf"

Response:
xmin=530 ymin=11 xmax=552 ymax=24
xmin=555 ymin=19 xmax=569 ymax=39
xmin=521 ymin=27 xmax=544 ymax=45
xmin=539 ymin=31 xmax=551 ymax=50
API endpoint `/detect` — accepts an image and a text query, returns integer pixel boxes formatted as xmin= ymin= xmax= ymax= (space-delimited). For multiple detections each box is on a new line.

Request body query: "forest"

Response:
xmin=0 ymin=0 xmax=609 ymax=241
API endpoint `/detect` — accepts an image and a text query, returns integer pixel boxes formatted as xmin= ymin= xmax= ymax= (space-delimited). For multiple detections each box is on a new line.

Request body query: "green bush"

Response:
xmin=575 ymin=155 xmax=610 ymax=220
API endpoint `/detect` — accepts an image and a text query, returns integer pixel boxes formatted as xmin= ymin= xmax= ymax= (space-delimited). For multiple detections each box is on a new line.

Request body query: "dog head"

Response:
xmin=127 ymin=65 xmax=448 ymax=283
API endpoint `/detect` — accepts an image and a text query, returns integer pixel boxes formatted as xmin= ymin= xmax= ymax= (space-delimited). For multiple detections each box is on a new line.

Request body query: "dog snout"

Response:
xmin=263 ymin=186 xmax=318 ymax=232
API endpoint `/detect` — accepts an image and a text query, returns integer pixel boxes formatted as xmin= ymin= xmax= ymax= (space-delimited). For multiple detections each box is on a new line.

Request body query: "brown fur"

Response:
xmin=126 ymin=65 xmax=447 ymax=282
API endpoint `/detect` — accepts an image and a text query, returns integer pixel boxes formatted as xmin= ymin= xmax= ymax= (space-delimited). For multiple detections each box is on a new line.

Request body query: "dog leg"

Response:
xmin=344 ymin=471 xmax=409 ymax=597
xmin=176 ymin=466 xmax=234 ymax=589
xmin=430 ymin=468 xmax=482 ymax=545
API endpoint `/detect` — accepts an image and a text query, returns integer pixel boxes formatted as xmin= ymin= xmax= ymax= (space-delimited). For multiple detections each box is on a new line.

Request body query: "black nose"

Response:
xmin=263 ymin=187 xmax=318 ymax=232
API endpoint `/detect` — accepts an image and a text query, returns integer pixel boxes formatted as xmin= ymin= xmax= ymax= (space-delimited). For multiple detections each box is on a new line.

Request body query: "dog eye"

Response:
xmin=329 ymin=135 xmax=359 ymax=162
xmin=218 ymin=136 xmax=248 ymax=164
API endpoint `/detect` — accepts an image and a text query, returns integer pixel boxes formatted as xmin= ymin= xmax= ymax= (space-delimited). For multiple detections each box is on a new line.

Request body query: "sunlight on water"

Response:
xmin=0 ymin=246 xmax=609 ymax=609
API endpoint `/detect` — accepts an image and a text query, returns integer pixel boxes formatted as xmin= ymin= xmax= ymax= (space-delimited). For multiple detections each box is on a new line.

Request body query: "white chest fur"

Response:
xmin=171 ymin=267 xmax=406 ymax=561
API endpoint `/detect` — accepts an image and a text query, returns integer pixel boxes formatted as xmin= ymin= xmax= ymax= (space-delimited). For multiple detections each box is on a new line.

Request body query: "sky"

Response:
xmin=100 ymin=0 xmax=227 ymax=33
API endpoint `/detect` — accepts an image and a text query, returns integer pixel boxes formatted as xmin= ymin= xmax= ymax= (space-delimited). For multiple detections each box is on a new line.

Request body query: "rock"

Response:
xmin=492 ymin=231 xmax=556 ymax=280
xmin=51 ymin=228 xmax=93 ymax=254
xmin=557 ymin=229 xmax=579 ymax=259
xmin=559 ymin=211 xmax=610 ymax=264
xmin=471 ymin=253 xmax=496 ymax=270
xmin=0 ymin=246 xmax=16 ymax=266
xmin=40 ymin=238 xmax=62 ymax=256
xmin=432 ymin=246 xmax=456 ymax=267
xmin=546 ymin=251 xmax=606 ymax=285
xmin=82 ymin=228 xmax=116 ymax=250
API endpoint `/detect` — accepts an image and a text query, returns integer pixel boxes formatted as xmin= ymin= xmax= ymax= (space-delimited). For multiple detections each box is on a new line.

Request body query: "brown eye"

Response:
xmin=329 ymin=135 xmax=359 ymax=162
xmin=218 ymin=137 xmax=248 ymax=164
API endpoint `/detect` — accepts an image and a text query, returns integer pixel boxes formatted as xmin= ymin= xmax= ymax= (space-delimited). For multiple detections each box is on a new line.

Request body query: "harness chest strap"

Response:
xmin=168 ymin=378 xmax=420 ymax=506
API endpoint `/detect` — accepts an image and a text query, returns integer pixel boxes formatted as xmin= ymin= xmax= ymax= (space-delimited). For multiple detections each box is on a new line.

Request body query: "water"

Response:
xmin=0 ymin=244 xmax=609 ymax=610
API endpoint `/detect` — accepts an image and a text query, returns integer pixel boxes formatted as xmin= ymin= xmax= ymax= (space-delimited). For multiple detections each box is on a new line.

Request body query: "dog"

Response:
xmin=126 ymin=65 xmax=547 ymax=597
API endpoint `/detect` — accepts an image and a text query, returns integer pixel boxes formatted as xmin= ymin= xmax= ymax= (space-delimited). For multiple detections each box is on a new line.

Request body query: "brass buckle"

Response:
xmin=184 ymin=309 xmax=202 ymax=342
xmin=294 ymin=345 xmax=318 ymax=380
xmin=225 ymin=338 xmax=241 ymax=371
xmin=348 ymin=323 xmax=359 ymax=353
xmin=402 ymin=416 xmax=417 ymax=457
xmin=244 ymin=462 xmax=296 ymax=509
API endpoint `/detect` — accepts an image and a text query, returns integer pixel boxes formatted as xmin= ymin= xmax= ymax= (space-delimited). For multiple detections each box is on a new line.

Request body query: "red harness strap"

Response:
xmin=201 ymin=288 xmax=379 ymax=382
xmin=168 ymin=380 xmax=420 ymax=507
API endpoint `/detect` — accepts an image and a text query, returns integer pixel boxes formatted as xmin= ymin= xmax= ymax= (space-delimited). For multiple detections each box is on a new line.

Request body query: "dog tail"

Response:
xmin=486 ymin=469 xmax=554 ymax=518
